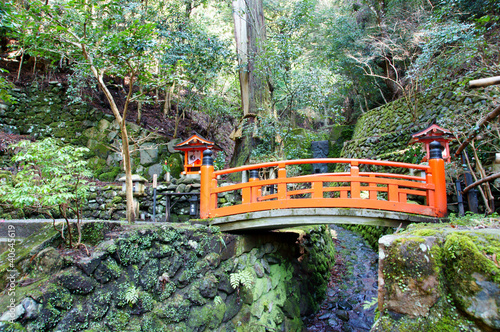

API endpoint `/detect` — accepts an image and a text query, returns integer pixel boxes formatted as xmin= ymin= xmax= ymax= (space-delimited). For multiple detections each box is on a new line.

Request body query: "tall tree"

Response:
xmin=15 ymin=0 xmax=163 ymax=223
xmin=230 ymin=0 xmax=270 ymax=167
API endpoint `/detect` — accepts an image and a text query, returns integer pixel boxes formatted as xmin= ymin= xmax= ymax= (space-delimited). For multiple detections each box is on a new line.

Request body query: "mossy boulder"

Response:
xmin=442 ymin=231 xmax=500 ymax=329
xmin=167 ymin=153 xmax=183 ymax=179
xmin=378 ymin=235 xmax=443 ymax=317
xmin=377 ymin=225 xmax=500 ymax=330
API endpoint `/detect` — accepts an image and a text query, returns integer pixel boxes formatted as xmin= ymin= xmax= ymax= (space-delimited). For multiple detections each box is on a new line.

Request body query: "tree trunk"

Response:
xmin=136 ymin=84 xmax=143 ymax=125
xmin=230 ymin=0 xmax=269 ymax=168
xmin=92 ymin=70 xmax=136 ymax=223
xmin=163 ymin=82 xmax=175 ymax=117
xmin=121 ymin=121 xmax=136 ymax=223
xmin=80 ymin=44 xmax=137 ymax=224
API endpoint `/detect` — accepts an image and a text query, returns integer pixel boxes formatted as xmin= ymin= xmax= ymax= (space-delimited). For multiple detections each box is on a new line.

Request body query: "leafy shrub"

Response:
xmin=0 ymin=138 xmax=93 ymax=247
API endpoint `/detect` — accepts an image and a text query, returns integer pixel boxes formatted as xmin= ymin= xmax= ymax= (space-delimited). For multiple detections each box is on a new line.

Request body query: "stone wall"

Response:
xmin=373 ymin=224 xmax=500 ymax=331
xmin=340 ymin=76 xmax=500 ymax=162
xmin=0 ymin=222 xmax=336 ymax=331
xmin=0 ymin=83 xmax=182 ymax=181
xmin=81 ymin=176 xmax=231 ymax=222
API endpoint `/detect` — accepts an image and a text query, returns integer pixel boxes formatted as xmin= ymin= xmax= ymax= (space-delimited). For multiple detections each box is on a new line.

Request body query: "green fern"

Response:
xmin=230 ymin=270 xmax=253 ymax=290
xmin=362 ymin=296 xmax=378 ymax=310
xmin=214 ymin=295 xmax=223 ymax=306
xmin=124 ymin=286 xmax=140 ymax=305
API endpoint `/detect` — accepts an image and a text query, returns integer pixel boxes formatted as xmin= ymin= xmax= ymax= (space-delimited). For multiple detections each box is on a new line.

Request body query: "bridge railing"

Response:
xmin=200 ymin=141 xmax=447 ymax=219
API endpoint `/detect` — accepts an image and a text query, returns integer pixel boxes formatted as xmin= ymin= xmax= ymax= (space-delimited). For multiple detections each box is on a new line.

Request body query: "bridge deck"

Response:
xmin=209 ymin=208 xmax=441 ymax=232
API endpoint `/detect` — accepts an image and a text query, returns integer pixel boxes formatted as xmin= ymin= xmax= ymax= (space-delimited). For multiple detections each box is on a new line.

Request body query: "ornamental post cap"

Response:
xmin=429 ymin=141 xmax=444 ymax=159
xmin=202 ymin=149 xmax=213 ymax=166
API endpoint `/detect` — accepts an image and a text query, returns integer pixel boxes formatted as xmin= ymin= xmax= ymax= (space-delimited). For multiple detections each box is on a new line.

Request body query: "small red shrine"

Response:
xmin=174 ymin=133 xmax=222 ymax=175
xmin=410 ymin=124 xmax=453 ymax=162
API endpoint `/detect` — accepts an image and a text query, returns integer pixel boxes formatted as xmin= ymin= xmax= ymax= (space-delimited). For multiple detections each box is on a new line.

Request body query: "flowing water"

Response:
xmin=306 ymin=225 xmax=379 ymax=332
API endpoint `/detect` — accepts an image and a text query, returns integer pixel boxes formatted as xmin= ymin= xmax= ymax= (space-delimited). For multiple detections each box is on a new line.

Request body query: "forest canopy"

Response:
xmin=0 ymin=0 xmax=498 ymax=162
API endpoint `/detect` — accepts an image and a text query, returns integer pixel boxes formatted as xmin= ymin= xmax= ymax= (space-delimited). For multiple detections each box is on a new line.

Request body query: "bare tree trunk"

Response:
xmin=90 ymin=67 xmax=136 ymax=223
xmin=173 ymin=108 xmax=183 ymax=139
xmin=136 ymin=84 xmax=143 ymax=125
xmin=230 ymin=0 xmax=269 ymax=168
xmin=163 ymin=82 xmax=175 ymax=117
xmin=121 ymin=122 xmax=136 ymax=223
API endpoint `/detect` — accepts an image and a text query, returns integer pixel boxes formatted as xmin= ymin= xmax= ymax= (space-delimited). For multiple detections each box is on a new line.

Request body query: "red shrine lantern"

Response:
xmin=173 ymin=133 xmax=222 ymax=175
xmin=410 ymin=124 xmax=453 ymax=163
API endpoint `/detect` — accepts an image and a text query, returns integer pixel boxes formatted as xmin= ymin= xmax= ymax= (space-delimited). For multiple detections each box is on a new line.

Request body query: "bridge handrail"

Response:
xmin=200 ymin=142 xmax=447 ymax=220
xmin=213 ymin=158 xmax=430 ymax=177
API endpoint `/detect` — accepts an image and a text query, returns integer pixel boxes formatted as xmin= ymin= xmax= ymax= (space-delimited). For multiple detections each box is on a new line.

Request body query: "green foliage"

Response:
xmin=408 ymin=20 xmax=482 ymax=90
xmin=0 ymin=138 xmax=92 ymax=215
xmin=213 ymin=151 xmax=226 ymax=171
xmin=213 ymin=295 xmax=223 ymax=306
xmin=0 ymin=138 xmax=92 ymax=246
xmin=448 ymin=212 xmax=500 ymax=227
xmin=402 ymin=145 xmax=426 ymax=164
xmin=435 ymin=0 xmax=500 ymax=20
xmin=124 ymin=285 xmax=140 ymax=306
xmin=362 ymin=296 xmax=378 ymax=310
xmin=229 ymin=270 xmax=253 ymax=290
xmin=0 ymin=69 xmax=15 ymax=104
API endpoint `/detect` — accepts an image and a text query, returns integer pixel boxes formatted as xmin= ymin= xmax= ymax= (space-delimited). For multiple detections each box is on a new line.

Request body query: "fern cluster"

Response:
xmin=124 ymin=286 xmax=140 ymax=305
xmin=230 ymin=270 xmax=253 ymax=290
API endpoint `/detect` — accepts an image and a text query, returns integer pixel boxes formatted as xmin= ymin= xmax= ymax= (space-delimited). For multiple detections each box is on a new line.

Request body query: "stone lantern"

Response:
xmin=118 ymin=174 xmax=148 ymax=218
xmin=174 ymin=133 xmax=222 ymax=178
xmin=410 ymin=124 xmax=453 ymax=163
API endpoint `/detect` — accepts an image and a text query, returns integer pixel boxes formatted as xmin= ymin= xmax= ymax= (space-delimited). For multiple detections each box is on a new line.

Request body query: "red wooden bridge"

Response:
xmin=199 ymin=142 xmax=447 ymax=231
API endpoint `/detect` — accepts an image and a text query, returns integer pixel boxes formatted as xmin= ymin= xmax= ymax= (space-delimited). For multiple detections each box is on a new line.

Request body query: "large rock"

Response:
xmin=442 ymin=231 xmax=500 ymax=329
xmin=378 ymin=234 xmax=442 ymax=317
xmin=140 ymin=143 xmax=158 ymax=165
xmin=148 ymin=163 xmax=163 ymax=180
xmin=377 ymin=226 xmax=500 ymax=330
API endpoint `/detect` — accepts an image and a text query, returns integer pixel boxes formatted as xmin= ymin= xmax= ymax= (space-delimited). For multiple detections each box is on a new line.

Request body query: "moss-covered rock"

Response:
xmin=377 ymin=224 xmax=500 ymax=331
xmin=378 ymin=235 xmax=443 ymax=317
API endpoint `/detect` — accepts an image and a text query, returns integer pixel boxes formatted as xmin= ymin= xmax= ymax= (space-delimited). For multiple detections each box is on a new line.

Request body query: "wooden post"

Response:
xmin=429 ymin=141 xmax=447 ymax=217
xmin=350 ymin=161 xmax=360 ymax=199
xmin=277 ymin=163 xmax=287 ymax=201
xmin=200 ymin=149 xmax=214 ymax=219
xmin=152 ymin=174 xmax=157 ymax=222
xmin=249 ymin=169 xmax=259 ymax=203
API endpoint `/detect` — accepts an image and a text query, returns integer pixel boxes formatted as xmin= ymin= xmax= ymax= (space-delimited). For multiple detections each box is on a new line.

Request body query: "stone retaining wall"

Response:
xmin=0 ymin=83 xmax=183 ymax=182
xmin=0 ymin=223 xmax=336 ymax=331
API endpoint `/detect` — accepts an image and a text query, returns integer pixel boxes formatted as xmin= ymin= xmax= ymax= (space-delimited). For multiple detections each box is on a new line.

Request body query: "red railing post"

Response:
xmin=249 ymin=169 xmax=259 ymax=203
xmin=200 ymin=149 xmax=214 ymax=219
xmin=429 ymin=141 xmax=447 ymax=217
xmin=277 ymin=163 xmax=287 ymax=201
xmin=350 ymin=160 xmax=360 ymax=199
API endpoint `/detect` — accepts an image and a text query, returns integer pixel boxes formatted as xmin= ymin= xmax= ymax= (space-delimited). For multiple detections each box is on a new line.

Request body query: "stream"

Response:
xmin=305 ymin=225 xmax=379 ymax=332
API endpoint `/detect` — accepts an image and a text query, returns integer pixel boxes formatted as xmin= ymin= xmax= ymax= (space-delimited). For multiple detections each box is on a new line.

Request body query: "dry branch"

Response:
xmin=463 ymin=172 xmax=500 ymax=194
xmin=469 ymin=76 xmax=500 ymax=88
xmin=454 ymin=103 xmax=500 ymax=157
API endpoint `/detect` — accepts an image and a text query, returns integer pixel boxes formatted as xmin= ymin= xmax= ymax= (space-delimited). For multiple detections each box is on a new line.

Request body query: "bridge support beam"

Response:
xmin=209 ymin=208 xmax=440 ymax=232
xmin=429 ymin=141 xmax=447 ymax=217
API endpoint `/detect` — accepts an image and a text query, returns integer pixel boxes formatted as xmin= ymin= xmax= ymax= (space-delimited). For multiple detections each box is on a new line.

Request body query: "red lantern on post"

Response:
xmin=410 ymin=124 xmax=454 ymax=163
